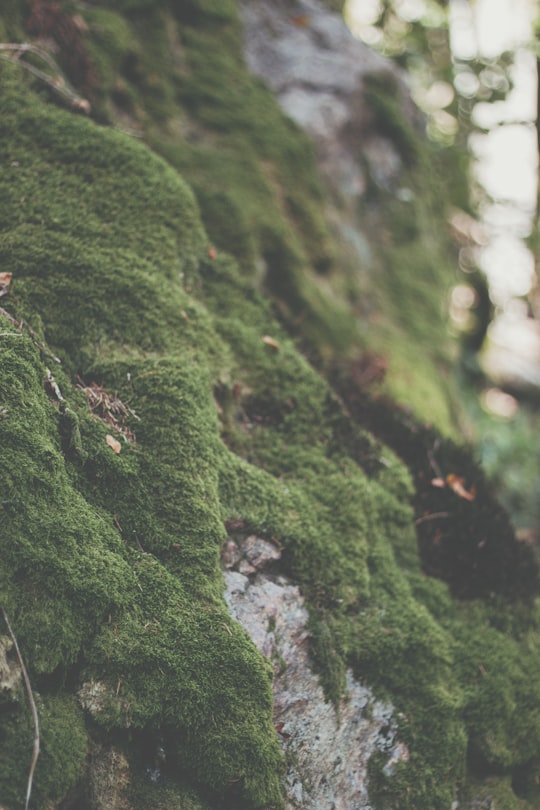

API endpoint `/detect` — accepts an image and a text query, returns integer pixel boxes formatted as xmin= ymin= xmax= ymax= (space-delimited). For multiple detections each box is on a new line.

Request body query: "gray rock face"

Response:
xmin=222 ymin=536 xmax=408 ymax=810
xmin=240 ymin=0 xmax=417 ymax=197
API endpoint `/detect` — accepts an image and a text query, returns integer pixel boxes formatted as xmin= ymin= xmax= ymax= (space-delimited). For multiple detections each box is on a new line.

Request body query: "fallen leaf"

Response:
xmin=274 ymin=721 xmax=291 ymax=739
xmin=0 ymin=272 xmax=12 ymax=297
xmin=106 ymin=434 xmax=122 ymax=454
xmin=446 ymin=473 xmax=476 ymax=502
xmin=262 ymin=335 xmax=280 ymax=350
xmin=207 ymin=246 xmax=217 ymax=260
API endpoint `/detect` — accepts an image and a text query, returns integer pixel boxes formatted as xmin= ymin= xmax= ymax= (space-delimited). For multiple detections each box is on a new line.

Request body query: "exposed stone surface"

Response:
xmin=222 ymin=536 xmax=408 ymax=810
xmin=240 ymin=0 xmax=417 ymax=196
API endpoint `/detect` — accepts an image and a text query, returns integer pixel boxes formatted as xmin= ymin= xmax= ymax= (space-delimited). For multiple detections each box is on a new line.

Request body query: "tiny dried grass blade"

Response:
xmin=1 ymin=608 xmax=40 ymax=810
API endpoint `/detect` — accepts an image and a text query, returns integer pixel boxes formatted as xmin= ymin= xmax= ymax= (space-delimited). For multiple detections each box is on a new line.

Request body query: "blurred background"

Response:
xmin=346 ymin=0 xmax=540 ymax=538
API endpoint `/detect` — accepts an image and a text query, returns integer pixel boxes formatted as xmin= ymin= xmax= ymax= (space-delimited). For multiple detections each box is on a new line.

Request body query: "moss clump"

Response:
xmin=0 ymin=330 xmax=135 ymax=675
xmin=463 ymin=777 xmax=530 ymax=810
xmin=0 ymin=690 xmax=87 ymax=808
xmin=79 ymin=0 xmax=359 ymax=357
xmin=1 ymin=8 xmax=540 ymax=810
xmin=10 ymin=0 xmax=463 ymax=428
xmin=0 ymin=72 xmax=283 ymax=808
xmin=363 ymin=72 xmax=421 ymax=165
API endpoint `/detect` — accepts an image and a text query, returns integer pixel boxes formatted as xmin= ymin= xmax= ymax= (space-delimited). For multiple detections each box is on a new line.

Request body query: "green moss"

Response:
xmin=0 ymin=691 xmax=87 ymax=807
xmin=130 ymin=774 xmax=213 ymax=810
xmin=0 ymin=331 xmax=135 ymax=674
xmin=464 ymin=777 xmax=530 ymax=810
xmin=83 ymin=7 xmax=140 ymax=108
xmin=350 ymin=154 xmax=462 ymax=434
xmin=9 ymin=0 xmax=463 ymax=417
xmin=0 ymin=0 xmax=23 ymax=40
xmin=0 ymin=74 xmax=284 ymax=808
xmin=1 ymin=8 xmax=540 ymax=810
xmin=454 ymin=605 xmax=540 ymax=772
xmin=363 ymin=72 xmax=421 ymax=164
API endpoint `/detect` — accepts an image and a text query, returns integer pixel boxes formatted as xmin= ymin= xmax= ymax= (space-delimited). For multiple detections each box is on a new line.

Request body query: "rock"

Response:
xmin=240 ymin=0 xmax=417 ymax=196
xmin=221 ymin=539 xmax=242 ymax=569
xmin=243 ymin=534 xmax=282 ymax=568
xmin=223 ymin=537 xmax=408 ymax=809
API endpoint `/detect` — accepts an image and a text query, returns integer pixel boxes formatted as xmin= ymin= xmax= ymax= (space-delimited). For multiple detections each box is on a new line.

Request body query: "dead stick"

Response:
xmin=415 ymin=512 xmax=450 ymax=525
xmin=0 ymin=43 xmax=90 ymax=112
xmin=0 ymin=307 xmax=61 ymax=363
xmin=1 ymin=608 xmax=40 ymax=810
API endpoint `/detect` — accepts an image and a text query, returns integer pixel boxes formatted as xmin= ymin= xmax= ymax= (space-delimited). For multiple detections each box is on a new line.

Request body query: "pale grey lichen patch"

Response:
xmin=87 ymin=743 xmax=131 ymax=810
xmin=222 ymin=536 xmax=409 ymax=810
xmin=78 ymin=680 xmax=110 ymax=717
xmin=0 ymin=635 xmax=21 ymax=695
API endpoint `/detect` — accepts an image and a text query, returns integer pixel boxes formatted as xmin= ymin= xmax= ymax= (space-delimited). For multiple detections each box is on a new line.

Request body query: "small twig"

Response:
xmin=1 ymin=608 xmax=40 ymax=810
xmin=427 ymin=439 xmax=443 ymax=478
xmin=0 ymin=42 xmax=90 ymax=113
xmin=0 ymin=331 xmax=23 ymax=337
xmin=0 ymin=307 xmax=21 ymax=328
xmin=0 ymin=307 xmax=61 ymax=363
xmin=415 ymin=512 xmax=450 ymax=525
xmin=0 ymin=42 xmax=59 ymax=70
xmin=45 ymin=368 xmax=64 ymax=402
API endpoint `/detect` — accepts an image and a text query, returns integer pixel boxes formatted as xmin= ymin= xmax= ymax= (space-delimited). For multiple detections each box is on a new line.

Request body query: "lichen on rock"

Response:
xmin=223 ymin=533 xmax=408 ymax=810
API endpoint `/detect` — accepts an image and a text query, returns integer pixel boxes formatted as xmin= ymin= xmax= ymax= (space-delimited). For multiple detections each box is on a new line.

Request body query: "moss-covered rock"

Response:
xmin=1 ymin=4 xmax=540 ymax=810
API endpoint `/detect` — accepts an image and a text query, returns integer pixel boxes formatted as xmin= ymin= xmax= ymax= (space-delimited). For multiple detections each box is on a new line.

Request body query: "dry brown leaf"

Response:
xmin=262 ymin=335 xmax=280 ymax=350
xmin=207 ymin=246 xmax=217 ymax=260
xmin=274 ymin=721 xmax=291 ymax=739
xmin=106 ymin=434 xmax=122 ymax=454
xmin=0 ymin=273 xmax=12 ymax=297
xmin=446 ymin=473 xmax=476 ymax=502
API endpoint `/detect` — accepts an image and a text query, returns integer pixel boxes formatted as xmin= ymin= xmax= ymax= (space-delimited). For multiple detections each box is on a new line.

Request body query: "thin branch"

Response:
xmin=1 ymin=608 xmax=40 ymax=810
xmin=427 ymin=439 xmax=443 ymax=479
xmin=415 ymin=512 xmax=450 ymax=525
xmin=0 ymin=42 xmax=59 ymax=73
xmin=0 ymin=42 xmax=90 ymax=113
xmin=0 ymin=307 xmax=62 ymax=364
